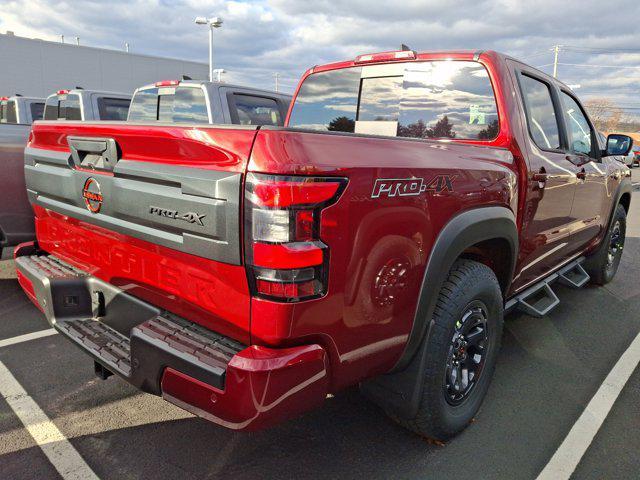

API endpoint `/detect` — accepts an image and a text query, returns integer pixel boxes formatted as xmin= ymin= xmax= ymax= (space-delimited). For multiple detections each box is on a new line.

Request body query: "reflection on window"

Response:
xmin=127 ymin=87 xmax=208 ymax=123
xmin=128 ymin=88 xmax=159 ymax=122
xmin=358 ymin=77 xmax=402 ymax=121
xmin=520 ymin=75 xmax=560 ymax=150
xmin=172 ymin=87 xmax=208 ymax=123
xmin=397 ymin=62 xmax=499 ymax=140
xmin=288 ymin=61 xmax=499 ymax=140
xmin=561 ymin=92 xmax=592 ymax=156
xmin=288 ymin=67 xmax=362 ymax=132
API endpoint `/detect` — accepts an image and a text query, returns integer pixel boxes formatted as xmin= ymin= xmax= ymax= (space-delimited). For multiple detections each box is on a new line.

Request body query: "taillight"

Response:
xmin=244 ymin=173 xmax=347 ymax=302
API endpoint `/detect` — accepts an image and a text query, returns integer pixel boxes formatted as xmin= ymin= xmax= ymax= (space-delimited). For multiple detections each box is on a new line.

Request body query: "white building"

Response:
xmin=0 ymin=31 xmax=208 ymax=97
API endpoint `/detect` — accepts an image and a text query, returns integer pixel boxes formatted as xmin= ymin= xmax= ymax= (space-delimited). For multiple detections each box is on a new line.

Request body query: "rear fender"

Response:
xmin=360 ymin=206 xmax=518 ymax=419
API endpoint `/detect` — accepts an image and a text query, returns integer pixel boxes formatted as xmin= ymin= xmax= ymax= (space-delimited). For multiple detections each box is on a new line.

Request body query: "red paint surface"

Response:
xmin=161 ymin=344 xmax=328 ymax=431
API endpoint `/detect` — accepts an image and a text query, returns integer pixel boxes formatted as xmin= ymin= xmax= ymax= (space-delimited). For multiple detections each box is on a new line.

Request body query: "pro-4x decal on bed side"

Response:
xmin=371 ymin=175 xmax=456 ymax=199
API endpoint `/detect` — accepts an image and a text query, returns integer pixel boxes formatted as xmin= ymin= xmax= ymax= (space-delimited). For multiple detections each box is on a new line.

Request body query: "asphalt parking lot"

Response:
xmin=1 ymin=171 xmax=639 ymax=480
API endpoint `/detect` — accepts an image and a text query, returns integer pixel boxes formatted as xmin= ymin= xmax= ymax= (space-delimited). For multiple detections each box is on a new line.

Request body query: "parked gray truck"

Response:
xmin=43 ymin=89 xmax=132 ymax=121
xmin=127 ymin=79 xmax=291 ymax=125
xmin=0 ymin=95 xmax=45 ymax=256
xmin=0 ymin=81 xmax=290 ymax=257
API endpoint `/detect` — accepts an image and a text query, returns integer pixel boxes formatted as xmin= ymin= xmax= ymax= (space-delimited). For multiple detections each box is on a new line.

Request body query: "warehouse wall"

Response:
xmin=0 ymin=33 xmax=209 ymax=97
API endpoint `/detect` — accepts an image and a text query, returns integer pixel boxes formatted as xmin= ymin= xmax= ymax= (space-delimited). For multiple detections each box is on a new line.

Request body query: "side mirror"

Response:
xmin=603 ymin=134 xmax=633 ymax=157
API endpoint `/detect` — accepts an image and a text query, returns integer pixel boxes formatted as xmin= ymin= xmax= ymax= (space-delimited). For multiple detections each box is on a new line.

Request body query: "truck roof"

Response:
xmin=0 ymin=95 xmax=45 ymax=102
xmin=135 ymin=80 xmax=292 ymax=99
xmin=45 ymin=89 xmax=131 ymax=100
xmin=309 ymin=49 xmax=572 ymax=90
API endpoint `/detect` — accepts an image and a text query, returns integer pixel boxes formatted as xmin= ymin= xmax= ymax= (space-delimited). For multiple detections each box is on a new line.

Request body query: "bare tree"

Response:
xmin=584 ymin=98 xmax=616 ymax=131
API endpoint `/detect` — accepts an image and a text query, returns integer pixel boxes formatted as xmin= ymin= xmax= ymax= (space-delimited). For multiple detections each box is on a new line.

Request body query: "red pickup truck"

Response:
xmin=15 ymin=50 xmax=632 ymax=440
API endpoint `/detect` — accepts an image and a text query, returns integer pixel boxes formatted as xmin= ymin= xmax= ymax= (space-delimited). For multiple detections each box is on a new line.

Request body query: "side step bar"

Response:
xmin=505 ymin=257 xmax=590 ymax=317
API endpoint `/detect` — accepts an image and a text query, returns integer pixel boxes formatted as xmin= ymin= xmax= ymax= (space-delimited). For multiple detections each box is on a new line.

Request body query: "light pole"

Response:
xmin=552 ymin=45 xmax=560 ymax=78
xmin=195 ymin=16 xmax=223 ymax=82
xmin=213 ymin=69 xmax=226 ymax=82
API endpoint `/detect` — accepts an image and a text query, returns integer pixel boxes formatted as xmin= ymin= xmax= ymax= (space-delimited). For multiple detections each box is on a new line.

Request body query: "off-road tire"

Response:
xmin=585 ymin=204 xmax=626 ymax=285
xmin=394 ymin=259 xmax=503 ymax=441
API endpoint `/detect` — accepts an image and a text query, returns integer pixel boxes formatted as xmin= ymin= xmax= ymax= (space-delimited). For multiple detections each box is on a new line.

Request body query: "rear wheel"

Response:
xmin=585 ymin=204 xmax=626 ymax=285
xmin=394 ymin=259 xmax=503 ymax=441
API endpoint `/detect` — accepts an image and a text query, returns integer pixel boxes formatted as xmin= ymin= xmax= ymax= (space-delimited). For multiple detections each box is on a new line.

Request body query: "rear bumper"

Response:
xmin=14 ymin=242 xmax=329 ymax=431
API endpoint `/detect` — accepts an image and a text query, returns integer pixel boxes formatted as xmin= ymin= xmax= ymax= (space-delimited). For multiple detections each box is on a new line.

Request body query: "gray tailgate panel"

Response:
xmin=25 ymin=146 xmax=242 ymax=264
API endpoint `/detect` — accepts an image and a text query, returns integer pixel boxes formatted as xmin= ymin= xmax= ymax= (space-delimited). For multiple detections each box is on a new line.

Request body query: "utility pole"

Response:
xmin=274 ymin=72 xmax=280 ymax=92
xmin=552 ymin=45 xmax=560 ymax=78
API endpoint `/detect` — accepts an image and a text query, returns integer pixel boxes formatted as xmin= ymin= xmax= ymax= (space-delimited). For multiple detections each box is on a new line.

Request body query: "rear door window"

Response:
xmin=30 ymin=102 xmax=45 ymax=122
xmin=97 ymin=97 xmax=130 ymax=121
xmin=128 ymin=86 xmax=209 ymax=123
xmin=288 ymin=61 xmax=499 ymax=140
xmin=518 ymin=74 xmax=561 ymax=150
xmin=231 ymin=94 xmax=283 ymax=126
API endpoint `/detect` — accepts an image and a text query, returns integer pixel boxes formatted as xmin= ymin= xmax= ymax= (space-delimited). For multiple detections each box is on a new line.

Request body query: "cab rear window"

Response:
xmin=0 ymin=100 xmax=17 ymax=123
xmin=288 ymin=61 xmax=499 ymax=141
xmin=43 ymin=94 xmax=82 ymax=120
xmin=127 ymin=86 xmax=209 ymax=124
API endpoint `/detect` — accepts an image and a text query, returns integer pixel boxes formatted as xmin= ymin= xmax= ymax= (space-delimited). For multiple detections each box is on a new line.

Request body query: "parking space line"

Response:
xmin=0 ymin=329 xmax=58 ymax=349
xmin=0 ymin=361 xmax=99 ymax=480
xmin=537 ymin=330 xmax=640 ymax=480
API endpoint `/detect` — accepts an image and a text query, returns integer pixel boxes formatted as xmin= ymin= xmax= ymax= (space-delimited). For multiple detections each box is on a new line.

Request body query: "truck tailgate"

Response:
xmin=26 ymin=122 xmax=257 ymax=343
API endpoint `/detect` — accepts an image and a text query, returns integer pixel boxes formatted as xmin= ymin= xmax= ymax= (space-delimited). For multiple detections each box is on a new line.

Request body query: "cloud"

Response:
xmin=0 ymin=0 xmax=639 ymax=119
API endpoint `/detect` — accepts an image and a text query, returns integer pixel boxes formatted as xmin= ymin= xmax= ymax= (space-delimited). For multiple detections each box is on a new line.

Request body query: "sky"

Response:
xmin=1 ymin=0 xmax=639 ymax=120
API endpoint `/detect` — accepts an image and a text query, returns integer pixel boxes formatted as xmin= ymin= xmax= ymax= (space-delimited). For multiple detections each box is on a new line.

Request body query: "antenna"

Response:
xmin=401 ymin=43 xmax=411 ymax=51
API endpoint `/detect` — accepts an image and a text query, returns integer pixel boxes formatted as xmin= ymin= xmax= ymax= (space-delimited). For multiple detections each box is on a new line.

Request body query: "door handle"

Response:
xmin=532 ymin=168 xmax=547 ymax=188
xmin=576 ymin=169 xmax=586 ymax=181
